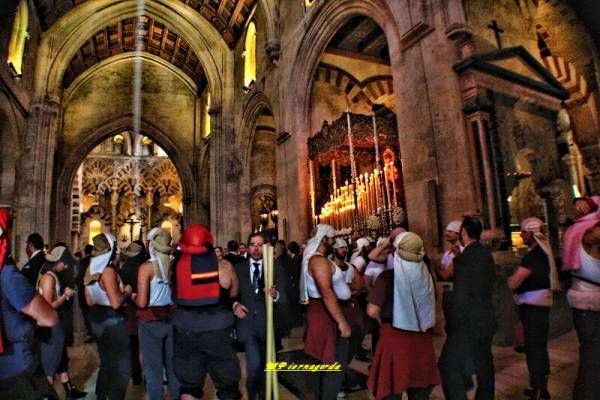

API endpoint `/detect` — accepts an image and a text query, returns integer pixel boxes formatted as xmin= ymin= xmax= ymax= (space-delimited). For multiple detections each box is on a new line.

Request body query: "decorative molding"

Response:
xmin=454 ymin=46 xmax=570 ymax=100
xmin=400 ymin=22 xmax=434 ymax=51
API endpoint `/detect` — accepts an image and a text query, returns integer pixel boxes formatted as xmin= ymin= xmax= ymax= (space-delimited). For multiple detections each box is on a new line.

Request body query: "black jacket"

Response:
xmin=21 ymin=251 xmax=46 ymax=286
xmin=234 ymin=258 xmax=287 ymax=342
xmin=448 ymin=241 xmax=497 ymax=339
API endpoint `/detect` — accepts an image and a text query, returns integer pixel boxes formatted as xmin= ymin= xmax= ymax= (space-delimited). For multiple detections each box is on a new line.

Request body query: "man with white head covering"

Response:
xmin=331 ymin=238 xmax=366 ymax=395
xmin=301 ymin=224 xmax=351 ymax=399
xmin=508 ymin=217 xmax=558 ymax=400
xmin=350 ymin=237 xmax=370 ymax=273
xmin=435 ymin=220 xmax=465 ymax=335
xmin=438 ymin=220 xmax=464 ymax=279
xmin=134 ymin=228 xmax=180 ymax=400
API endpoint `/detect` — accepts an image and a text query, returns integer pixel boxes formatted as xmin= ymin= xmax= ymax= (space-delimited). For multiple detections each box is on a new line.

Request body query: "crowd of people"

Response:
xmin=0 ymin=195 xmax=599 ymax=400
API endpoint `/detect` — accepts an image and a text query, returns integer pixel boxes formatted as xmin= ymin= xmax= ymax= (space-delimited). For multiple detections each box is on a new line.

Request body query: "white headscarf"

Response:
xmin=350 ymin=237 xmax=370 ymax=263
xmin=446 ymin=220 xmax=462 ymax=233
xmin=521 ymin=217 xmax=560 ymax=291
xmin=392 ymin=232 xmax=435 ymax=332
xmin=147 ymin=227 xmax=171 ymax=281
xmin=89 ymin=233 xmax=116 ymax=276
xmin=300 ymin=224 xmax=336 ymax=302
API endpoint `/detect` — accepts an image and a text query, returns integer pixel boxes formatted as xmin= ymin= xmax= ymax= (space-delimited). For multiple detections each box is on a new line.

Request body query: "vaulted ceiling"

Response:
xmin=34 ymin=0 xmax=257 ymax=48
xmin=326 ymin=16 xmax=390 ymax=65
xmin=62 ymin=15 xmax=207 ymax=91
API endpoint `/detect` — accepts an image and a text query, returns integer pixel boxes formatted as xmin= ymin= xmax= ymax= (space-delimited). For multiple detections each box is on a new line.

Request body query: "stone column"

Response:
xmin=15 ymin=97 xmax=61 ymax=261
xmin=209 ymin=106 xmax=241 ymax=243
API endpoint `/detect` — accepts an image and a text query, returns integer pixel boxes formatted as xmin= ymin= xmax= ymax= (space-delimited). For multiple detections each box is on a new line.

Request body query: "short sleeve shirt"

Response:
xmin=368 ymin=269 xmax=394 ymax=321
xmin=516 ymin=246 xmax=550 ymax=294
xmin=0 ymin=264 xmax=36 ymax=379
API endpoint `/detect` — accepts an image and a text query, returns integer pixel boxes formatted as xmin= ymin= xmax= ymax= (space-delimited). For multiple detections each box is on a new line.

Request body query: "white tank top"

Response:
xmin=305 ymin=255 xmax=351 ymax=301
xmin=86 ymin=271 xmax=123 ymax=306
xmin=37 ymin=270 xmax=60 ymax=299
xmin=148 ymin=260 xmax=173 ymax=307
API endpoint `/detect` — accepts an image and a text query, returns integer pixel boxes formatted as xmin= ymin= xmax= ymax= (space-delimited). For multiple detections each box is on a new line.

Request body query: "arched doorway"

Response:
xmin=71 ymin=131 xmax=184 ymax=253
xmin=305 ymin=14 xmax=403 ymax=238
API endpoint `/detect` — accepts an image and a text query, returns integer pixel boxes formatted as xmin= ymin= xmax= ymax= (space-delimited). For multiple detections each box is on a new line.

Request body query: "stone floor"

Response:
xmin=59 ymin=328 xmax=579 ymax=400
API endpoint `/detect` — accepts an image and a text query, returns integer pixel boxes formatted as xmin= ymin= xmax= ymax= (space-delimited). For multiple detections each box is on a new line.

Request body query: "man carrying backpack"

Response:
xmin=170 ymin=224 xmax=242 ymax=400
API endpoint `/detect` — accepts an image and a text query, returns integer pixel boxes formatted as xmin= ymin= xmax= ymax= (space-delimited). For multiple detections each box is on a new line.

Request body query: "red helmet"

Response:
xmin=179 ymin=224 xmax=214 ymax=255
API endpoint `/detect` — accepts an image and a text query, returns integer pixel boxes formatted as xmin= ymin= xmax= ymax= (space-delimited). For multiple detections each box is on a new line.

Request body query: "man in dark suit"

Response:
xmin=439 ymin=217 xmax=497 ymax=400
xmin=224 ymin=240 xmax=244 ymax=265
xmin=21 ymin=233 xmax=45 ymax=286
xmin=233 ymin=233 xmax=285 ymax=400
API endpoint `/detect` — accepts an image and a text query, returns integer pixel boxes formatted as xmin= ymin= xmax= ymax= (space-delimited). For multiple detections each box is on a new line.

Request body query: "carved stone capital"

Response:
xmin=265 ymin=40 xmax=281 ymax=64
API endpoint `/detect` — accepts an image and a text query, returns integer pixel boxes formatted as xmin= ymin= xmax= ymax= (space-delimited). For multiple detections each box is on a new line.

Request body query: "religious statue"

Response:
xmin=509 ymin=148 xmax=545 ymax=224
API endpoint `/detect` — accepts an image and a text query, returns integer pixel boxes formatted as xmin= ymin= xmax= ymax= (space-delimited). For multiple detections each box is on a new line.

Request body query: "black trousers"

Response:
xmin=519 ymin=304 xmax=550 ymax=391
xmin=305 ymin=337 xmax=349 ymax=400
xmin=439 ymin=332 xmax=495 ymax=400
xmin=173 ymin=326 xmax=242 ymax=399
xmin=573 ymin=309 xmax=600 ymax=400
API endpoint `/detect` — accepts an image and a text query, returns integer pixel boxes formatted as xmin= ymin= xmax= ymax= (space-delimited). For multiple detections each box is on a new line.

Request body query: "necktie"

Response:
xmin=253 ymin=262 xmax=261 ymax=294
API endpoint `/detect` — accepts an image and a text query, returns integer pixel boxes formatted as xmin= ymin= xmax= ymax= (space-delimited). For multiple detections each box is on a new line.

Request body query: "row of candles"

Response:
xmin=316 ymin=161 xmax=399 ymax=231
xmin=309 ymin=109 xmax=400 ymax=231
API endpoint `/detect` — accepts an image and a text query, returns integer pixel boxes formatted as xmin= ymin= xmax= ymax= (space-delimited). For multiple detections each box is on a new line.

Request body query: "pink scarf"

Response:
xmin=562 ymin=197 xmax=600 ymax=271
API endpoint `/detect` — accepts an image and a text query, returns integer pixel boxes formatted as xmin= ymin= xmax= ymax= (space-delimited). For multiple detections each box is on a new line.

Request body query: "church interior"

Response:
xmin=1 ymin=0 xmax=600 ymax=399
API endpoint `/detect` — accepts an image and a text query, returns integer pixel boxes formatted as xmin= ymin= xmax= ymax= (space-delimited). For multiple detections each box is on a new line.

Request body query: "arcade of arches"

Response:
xmin=1 ymin=1 xmax=600 ymax=289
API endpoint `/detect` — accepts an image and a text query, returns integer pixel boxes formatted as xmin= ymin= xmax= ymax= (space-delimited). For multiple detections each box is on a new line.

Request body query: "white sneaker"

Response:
xmin=337 ymin=390 xmax=347 ymax=399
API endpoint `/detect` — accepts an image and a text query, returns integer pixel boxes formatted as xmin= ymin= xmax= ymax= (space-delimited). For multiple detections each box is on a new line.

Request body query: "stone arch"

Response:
xmin=53 ymin=115 xmax=198 ymax=243
xmin=237 ymin=91 xmax=276 ymax=240
xmin=0 ymin=95 xmax=20 ymax=206
xmin=286 ymin=0 xmax=401 ymax=136
xmin=282 ymin=0 xmax=403 ymax=240
xmin=63 ymin=53 xmax=198 ymax=104
xmin=314 ymin=63 xmax=394 ymax=106
xmin=33 ymin=0 xmax=228 ymax=106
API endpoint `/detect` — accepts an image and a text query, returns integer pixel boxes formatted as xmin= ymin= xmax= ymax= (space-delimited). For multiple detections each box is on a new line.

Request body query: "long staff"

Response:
xmin=263 ymin=245 xmax=279 ymax=400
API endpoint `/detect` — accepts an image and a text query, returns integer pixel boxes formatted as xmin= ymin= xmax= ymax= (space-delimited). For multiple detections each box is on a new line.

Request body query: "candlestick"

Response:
xmin=390 ymin=160 xmax=398 ymax=207
xmin=373 ymin=113 xmax=380 ymax=169
xmin=346 ymin=110 xmax=357 ymax=181
xmin=383 ymin=165 xmax=391 ymax=210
